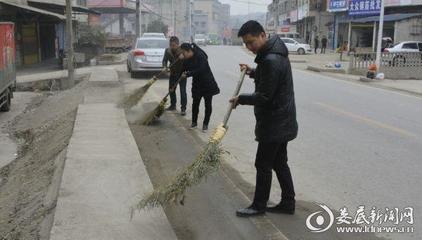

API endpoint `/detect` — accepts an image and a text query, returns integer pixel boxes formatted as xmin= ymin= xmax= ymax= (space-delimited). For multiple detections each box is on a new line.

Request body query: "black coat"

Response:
xmin=183 ymin=48 xmax=220 ymax=98
xmin=238 ymin=36 xmax=298 ymax=143
xmin=314 ymin=38 xmax=320 ymax=48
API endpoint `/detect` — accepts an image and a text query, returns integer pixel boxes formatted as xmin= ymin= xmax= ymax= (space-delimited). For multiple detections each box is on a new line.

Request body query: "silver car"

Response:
xmin=142 ymin=32 xmax=166 ymax=39
xmin=194 ymin=34 xmax=207 ymax=46
xmin=127 ymin=37 xmax=167 ymax=77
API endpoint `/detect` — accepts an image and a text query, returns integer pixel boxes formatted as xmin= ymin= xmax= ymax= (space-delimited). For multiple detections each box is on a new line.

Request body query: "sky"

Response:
xmin=219 ymin=0 xmax=272 ymax=15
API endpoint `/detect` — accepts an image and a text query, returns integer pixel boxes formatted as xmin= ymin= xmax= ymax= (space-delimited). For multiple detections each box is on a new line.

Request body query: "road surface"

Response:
xmin=205 ymin=45 xmax=421 ymax=240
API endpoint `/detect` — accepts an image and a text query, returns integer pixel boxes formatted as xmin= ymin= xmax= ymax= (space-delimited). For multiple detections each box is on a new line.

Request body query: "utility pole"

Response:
xmin=171 ymin=0 xmax=175 ymax=35
xmin=375 ymin=0 xmax=385 ymax=70
xmin=65 ymin=0 xmax=74 ymax=89
xmin=248 ymin=0 xmax=250 ymax=18
xmin=136 ymin=0 xmax=142 ymax=38
xmin=189 ymin=0 xmax=193 ymax=42
xmin=174 ymin=11 xmax=177 ymax=36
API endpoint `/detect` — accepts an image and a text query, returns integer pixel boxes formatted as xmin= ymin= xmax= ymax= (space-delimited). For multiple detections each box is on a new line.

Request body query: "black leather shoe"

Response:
xmin=266 ymin=202 xmax=295 ymax=215
xmin=236 ymin=206 xmax=265 ymax=217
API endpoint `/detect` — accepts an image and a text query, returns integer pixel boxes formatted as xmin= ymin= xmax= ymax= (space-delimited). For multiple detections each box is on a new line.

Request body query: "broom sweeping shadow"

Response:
xmin=130 ymin=70 xmax=247 ymax=216
xmin=118 ymin=59 xmax=181 ymax=109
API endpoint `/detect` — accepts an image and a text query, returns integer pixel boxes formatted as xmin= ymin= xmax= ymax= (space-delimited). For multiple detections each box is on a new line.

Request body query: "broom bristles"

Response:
xmin=118 ymin=78 xmax=157 ymax=109
xmin=131 ymin=125 xmax=228 ymax=216
xmin=139 ymin=97 xmax=168 ymax=125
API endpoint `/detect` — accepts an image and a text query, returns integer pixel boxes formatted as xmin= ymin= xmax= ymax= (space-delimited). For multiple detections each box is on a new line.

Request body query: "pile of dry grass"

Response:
xmin=131 ymin=70 xmax=246 ymax=215
xmin=131 ymin=125 xmax=227 ymax=215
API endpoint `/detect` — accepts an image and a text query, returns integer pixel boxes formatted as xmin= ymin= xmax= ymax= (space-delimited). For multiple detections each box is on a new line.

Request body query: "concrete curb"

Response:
xmin=16 ymin=74 xmax=89 ymax=91
xmin=307 ymin=65 xmax=346 ymax=74
xmin=97 ymin=59 xmax=126 ymax=66
xmin=359 ymin=77 xmax=378 ymax=82
xmin=290 ymin=60 xmax=307 ymax=63
xmin=301 ymin=69 xmax=422 ymax=98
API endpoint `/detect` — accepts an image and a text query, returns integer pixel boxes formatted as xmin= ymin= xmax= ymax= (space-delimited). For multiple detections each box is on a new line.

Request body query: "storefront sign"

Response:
xmin=328 ymin=0 xmax=348 ymax=12
xmin=349 ymin=0 xmax=381 ymax=16
xmin=280 ymin=26 xmax=290 ymax=32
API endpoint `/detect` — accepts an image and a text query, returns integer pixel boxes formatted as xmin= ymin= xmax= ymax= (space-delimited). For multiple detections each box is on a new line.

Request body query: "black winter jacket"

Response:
xmin=238 ymin=36 xmax=298 ymax=143
xmin=182 ymin=47 xmax=220 ymax=98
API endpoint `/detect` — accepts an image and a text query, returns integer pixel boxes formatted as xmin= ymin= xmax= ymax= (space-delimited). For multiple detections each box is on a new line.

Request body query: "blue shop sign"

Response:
xmin=328 ymin=0 xmax=348 ymax=12
xmin=349 ymin=0 xmax=381 ymax=16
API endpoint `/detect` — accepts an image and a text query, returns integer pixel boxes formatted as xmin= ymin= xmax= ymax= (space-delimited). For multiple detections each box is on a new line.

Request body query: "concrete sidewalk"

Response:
xmin=50 ymin=68 xmax=177 ymax=239
xmin=315 ymin=71 xmax=422 ymax=97
xmin=285 ymin=52 xmax=422 ymax=97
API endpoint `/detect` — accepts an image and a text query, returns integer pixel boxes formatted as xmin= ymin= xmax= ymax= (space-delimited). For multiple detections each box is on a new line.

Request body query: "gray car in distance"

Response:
xmin=127 ymin=37 xmax=168 ymax=78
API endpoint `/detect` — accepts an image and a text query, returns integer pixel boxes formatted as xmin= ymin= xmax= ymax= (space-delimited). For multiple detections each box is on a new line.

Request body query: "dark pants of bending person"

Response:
xmin=252 ymin=141 xmax=295 ymax=210
xmin=169 ymin=74 xmax=187 ymax=111
xmin=192 ymin=95 xmax=213 ymax=126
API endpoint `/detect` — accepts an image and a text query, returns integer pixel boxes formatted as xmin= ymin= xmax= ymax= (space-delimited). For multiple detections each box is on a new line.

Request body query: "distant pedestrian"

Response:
xmin=180 ymin=43 xmax=220 ymax=132
xmin=321 ymin=36 xmax=328 ymax=54
xmin=231 ymin=20 xmax=298 ymax=217
xmin=162 ymin=36 xmax=187 ymax=115
xmin=314 ymin=36 xmax=320 ymax=54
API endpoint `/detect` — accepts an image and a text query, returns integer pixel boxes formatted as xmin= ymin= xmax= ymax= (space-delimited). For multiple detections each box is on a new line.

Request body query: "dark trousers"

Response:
xmin=314 ymin=47 xmax=319 ymax=54
xmin=169 ymin=74 xmax=187 ymax=111
xmin=252 ymin=141 xmax=295 ymax=210
xmin=192 ymin=95 xmax=213 ymax=126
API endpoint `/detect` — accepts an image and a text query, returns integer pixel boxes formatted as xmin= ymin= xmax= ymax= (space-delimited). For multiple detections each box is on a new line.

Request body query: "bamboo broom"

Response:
xmin=140 ymin=74 xmax=186 ymax=125
xmin=118 ymin=59 xmax=180 ymax=109
xmin=132 ymin=70 xmax=247 ymax=213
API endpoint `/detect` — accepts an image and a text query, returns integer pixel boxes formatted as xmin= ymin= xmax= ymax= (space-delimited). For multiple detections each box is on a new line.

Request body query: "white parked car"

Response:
xmin=277 ymin=32 xmax=301 ymax=40
xmin=142 ymin=32 xmax=166 ymax=39
xmin=280 ymin=37 xmax=311 ymax=55
xmin=127 ymin=37 xmax=167 ymax=78
xmin=384 ymin=41 xmax=422 ymax=53
xmin=383 ymin=41 xmax=422 ymax=66
xmin=194 ymin=34 xmax=207 ymax=46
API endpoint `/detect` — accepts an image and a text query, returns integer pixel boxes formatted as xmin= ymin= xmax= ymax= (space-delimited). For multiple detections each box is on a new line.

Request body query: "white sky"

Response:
xmin=219 ymin=0 xmax=272 ymax=15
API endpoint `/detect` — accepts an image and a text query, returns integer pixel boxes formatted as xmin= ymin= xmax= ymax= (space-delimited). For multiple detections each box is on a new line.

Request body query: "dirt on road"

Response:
xmin=0 ymin=82 xmax=86 ymax=240
xmin=128 ymin=109 xmax=285 ymax=240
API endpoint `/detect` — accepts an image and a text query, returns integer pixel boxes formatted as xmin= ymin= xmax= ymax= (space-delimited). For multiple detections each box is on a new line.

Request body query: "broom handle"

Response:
xmin=154 ymin=58 xmax=181 ymax=79
xmin=162 ymin=74 xmax=186 ymax=100
xmin=223 ymin=70 xmax=247 ymax=128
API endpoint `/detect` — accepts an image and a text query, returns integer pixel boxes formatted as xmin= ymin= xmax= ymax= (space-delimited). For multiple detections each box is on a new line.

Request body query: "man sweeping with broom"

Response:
xmin=162 ymin=36 xmax=187 ymax=115
xmin=230 ymin=20 xmax=298 ymax=217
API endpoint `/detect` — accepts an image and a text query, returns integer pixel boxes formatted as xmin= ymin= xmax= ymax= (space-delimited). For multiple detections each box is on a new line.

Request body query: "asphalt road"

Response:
xmin=201 ymin=45 xmax=421 ymax=240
